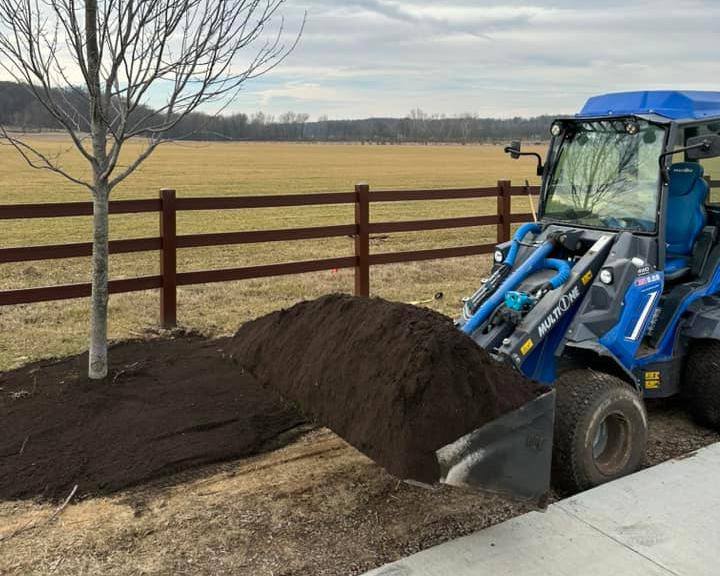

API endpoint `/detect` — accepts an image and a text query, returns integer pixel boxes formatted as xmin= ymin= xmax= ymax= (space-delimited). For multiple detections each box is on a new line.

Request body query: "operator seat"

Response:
xmin=664 ymin=162 xmax=708 ymax=280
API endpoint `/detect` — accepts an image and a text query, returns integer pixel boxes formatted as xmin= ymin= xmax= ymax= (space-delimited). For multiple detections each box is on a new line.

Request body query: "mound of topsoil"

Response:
xmin=232 ymin=294 xmax=545 ymax=484
xmin=0 ymin=335 xmax=303 ymax=501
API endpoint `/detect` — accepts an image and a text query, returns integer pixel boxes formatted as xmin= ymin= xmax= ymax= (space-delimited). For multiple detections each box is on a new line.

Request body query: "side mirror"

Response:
xmin=504 ymin=140 xmax=522 ymax=160
xmin=687 ymin=135 xmax=720 ymax=160
xmin=504 ymin=140 xmax=544 ymax=176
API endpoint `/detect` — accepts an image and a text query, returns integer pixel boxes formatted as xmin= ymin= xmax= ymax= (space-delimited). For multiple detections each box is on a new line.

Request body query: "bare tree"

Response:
xmin=408 ymin=108 xmax=428 ymax=142
xmin=458 ymin=113 xmax=477 ymax=144
xmin=561 ymin=131 xmax=637 ymax=213
xmin=0 ymin=0 xmax=303 ymax=379
xmin=294 ymin=112 xmax=309 ymax=140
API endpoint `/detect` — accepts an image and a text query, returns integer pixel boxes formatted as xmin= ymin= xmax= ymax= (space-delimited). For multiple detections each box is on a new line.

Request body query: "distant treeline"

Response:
xmin=0 ymin=81 xmax=554 ymax=143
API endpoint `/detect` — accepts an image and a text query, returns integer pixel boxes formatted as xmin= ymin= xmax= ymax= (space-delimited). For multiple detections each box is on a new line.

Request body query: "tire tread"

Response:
xmin=684 ymin=340 xmax=720 ymax=429
xmin=553 ymin=369 xmax=646 ymax=494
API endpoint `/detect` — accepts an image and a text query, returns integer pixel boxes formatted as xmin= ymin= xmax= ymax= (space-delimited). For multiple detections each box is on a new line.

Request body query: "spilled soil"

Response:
xmin=0 ymin=335 xmax=304 ymax=501
xmin=232 ymin=294 xmax=546 ymax=483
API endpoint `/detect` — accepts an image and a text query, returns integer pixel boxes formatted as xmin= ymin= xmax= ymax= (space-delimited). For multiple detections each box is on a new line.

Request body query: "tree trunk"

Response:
xmin=88 ymin=181 xmax=110 ymax=379
xmin=85 ymin=0 xmax=110 ymax=380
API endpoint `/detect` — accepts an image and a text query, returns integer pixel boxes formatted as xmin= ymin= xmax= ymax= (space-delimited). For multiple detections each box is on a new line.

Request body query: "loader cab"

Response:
xmin=507 ymin=91 xmax=720 ymax=286
xmin=541 ymin=118 xmax=666 ymax=235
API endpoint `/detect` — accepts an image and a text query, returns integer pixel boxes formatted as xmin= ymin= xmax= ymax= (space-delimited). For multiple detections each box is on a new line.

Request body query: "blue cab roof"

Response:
xmin=578 ymin=91 xmax=720 ymax=121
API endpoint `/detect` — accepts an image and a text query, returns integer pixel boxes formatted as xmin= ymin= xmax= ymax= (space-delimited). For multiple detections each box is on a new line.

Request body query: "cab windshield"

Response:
xmin=543 ymin=120 xmax=666 ymax=232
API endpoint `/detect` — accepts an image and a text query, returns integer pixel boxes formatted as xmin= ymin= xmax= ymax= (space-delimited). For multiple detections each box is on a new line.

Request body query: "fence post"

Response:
xmin=159 ymin=188 xmax=177 ymax=328
xmin=497 ymin=180 xmax=512 ymax=243
xmin=354 ymin=183 xmax=370 ymax=297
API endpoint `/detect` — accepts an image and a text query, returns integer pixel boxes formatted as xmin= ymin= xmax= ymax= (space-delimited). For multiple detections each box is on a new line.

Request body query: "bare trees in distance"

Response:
xmin=0 ymin=81 xmax=553 ymax=144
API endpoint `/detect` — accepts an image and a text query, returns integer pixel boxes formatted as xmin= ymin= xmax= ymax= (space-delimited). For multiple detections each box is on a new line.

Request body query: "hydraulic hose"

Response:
xmin=504 ymin=222 xmax=542 ymax=266
xmin=542 ymin=258 xmax=571 ymax=289
xmin=462 ymin=240 xmax=554 ymax=335
xmin=462 ymin=222 xmax=544 ymax=318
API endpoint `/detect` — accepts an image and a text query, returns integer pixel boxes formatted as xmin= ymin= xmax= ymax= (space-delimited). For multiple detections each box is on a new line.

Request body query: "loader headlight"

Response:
xmin=600 ymin=269 xmax=614 ymax=285
xmin=494 ymin=249 xmax=504 ymax=264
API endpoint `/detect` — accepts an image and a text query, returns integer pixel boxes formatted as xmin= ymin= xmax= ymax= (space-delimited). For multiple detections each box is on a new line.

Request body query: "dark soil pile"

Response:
xmin=0 ymin=335 xmax=303 ymax=501
xmin=232 ymin=294 xmax=545 ymax=484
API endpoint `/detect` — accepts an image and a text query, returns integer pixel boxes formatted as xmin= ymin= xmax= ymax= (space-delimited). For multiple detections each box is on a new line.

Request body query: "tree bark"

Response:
xmin=86 ymin=0 xmax=109 ymax=380
xmin=88 ymin=182 xmax=110 ymax=379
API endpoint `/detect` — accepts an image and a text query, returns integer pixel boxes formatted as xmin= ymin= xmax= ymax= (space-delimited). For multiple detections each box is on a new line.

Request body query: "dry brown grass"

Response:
xmin=0 ymin=140 xmax=542 ymax=369
xmin=0 ymin=429 xmax=530 ymax=576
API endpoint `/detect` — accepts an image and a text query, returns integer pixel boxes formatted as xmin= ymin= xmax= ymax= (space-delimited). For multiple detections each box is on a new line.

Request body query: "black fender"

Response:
xmin=561 ymin=340 xmax=642 ymax=390
xmin=681 ymin=296 xmax=720 ymax=342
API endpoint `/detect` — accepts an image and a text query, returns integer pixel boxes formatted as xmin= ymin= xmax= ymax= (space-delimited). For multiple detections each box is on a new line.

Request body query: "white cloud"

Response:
xmin=232 ymin=0 xmax=720 ymax=119
xmin=256 ymin=82 xmax=364 ymax=105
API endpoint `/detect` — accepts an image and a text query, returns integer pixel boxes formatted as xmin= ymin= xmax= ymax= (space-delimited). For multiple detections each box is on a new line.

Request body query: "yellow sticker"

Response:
xmin=520 ymin=338 xmax=534 ymax=355
xmin=644 ymin=371 xmax=661 ymax=390
xmin=581 ymin=270 xmax=594 ymax=286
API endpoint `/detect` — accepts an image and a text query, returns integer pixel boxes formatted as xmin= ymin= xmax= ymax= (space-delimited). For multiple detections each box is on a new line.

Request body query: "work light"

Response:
xmin=599 ymin=269 xmax=614 ymax=285
xmin=625 ymin=120 xmax=640 ymax=135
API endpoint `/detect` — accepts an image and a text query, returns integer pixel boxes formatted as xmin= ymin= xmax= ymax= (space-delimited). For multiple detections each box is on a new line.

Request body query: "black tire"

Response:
xmin=684 ymin=339 xmax=720 ymax=430
xmin=552 ymin=369 xmax=648 ymax=494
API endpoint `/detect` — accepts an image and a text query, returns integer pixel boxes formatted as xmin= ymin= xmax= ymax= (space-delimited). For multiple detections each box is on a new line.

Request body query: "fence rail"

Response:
xmin=0 ymin=180 xmax=539 ymax=326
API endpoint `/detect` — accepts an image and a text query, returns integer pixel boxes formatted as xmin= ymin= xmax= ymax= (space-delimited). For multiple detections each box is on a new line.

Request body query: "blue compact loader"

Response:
xmin=435 ymin=91 xmax=720 ymax=503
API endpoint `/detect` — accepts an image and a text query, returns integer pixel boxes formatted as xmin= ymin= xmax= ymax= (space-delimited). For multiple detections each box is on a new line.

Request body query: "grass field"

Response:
xmin=0 ymin=138 xmax=542 ymax=369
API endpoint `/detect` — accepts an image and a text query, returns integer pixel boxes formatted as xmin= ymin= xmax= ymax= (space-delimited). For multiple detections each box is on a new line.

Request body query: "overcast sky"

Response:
xmin=235 ymin=0 xmax=720 ymax=120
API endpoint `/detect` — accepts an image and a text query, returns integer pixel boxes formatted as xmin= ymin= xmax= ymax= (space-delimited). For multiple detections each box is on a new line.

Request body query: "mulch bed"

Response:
xmin=0 ymin=334 xmax=303 ymax=501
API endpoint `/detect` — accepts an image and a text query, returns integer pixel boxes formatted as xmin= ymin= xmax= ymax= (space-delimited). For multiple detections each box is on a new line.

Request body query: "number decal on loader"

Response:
xmin=644 ymin=371 xmax=661 ymax=390
xmin=520 ymin=338 xmax=534 ymax=356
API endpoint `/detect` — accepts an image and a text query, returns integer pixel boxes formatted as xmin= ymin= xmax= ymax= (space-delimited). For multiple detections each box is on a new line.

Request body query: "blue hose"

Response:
xmin=461 ymin=230 xmax=573 ymax=335
xmin=542 ymin=258 xmax=571 ymax=289
xmin=462 ymin=240 xmax=554 ymax=335
xmin=504 ymin=222 xmax=542 ymax=266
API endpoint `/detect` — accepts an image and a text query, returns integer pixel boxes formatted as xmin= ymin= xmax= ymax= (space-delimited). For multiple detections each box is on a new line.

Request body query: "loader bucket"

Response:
xmin=436 ymin=390 xmax=555 ymax=506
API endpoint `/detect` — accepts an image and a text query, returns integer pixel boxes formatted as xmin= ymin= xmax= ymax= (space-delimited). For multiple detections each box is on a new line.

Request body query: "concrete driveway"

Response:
xmin=365 ymin=442 xmax=720 ymax=576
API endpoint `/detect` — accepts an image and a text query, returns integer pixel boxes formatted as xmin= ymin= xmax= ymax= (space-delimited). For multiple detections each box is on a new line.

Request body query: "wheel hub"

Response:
xmin=592 ymin=412 xmax=631 ymax=476
xmin=592 ymin=421 xmax=609 ymax=458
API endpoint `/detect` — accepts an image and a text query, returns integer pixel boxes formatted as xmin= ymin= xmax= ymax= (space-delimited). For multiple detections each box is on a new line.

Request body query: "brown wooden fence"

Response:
xmin=0 ymin=180 xmax=536 ymax=327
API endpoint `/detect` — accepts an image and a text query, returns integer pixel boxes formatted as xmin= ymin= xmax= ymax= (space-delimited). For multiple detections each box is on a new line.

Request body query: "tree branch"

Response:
xmin=0 ymin=0 xmax=302 ymax=192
